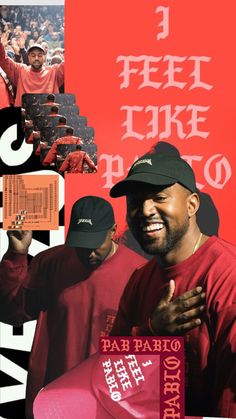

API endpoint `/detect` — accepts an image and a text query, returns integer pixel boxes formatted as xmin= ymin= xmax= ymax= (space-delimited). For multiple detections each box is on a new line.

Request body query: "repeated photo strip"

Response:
xmin=22 ymin=93 xmax=97 ymax=175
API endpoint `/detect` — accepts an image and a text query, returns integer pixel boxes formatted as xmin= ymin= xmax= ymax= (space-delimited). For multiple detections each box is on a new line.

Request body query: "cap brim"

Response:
xmin=66 ymin=229 xmax=108 ymax=249
xmin=110 ymin=173 xmax=177 ymax=197
xmin=27 ymin=47 xmax=45 ymax=54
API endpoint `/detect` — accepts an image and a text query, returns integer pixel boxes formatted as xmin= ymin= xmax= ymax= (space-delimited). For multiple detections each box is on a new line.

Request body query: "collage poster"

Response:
xmin=0 ymin=0 xmax=236 ymax=418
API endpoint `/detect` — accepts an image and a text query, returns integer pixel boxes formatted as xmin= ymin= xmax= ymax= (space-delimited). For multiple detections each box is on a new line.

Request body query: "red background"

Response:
xmin=64 ymin=0 xmax=236 ymax=243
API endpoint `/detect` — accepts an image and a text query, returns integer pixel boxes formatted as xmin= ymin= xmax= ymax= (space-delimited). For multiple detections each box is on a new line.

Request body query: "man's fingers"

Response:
xmin=176 ymin=305 xmax=205 ymax=324
xmin=7 ymin=230 xmax=24 ymax=239
xmin=176 ymin=318 xmax=202 ymax=334
xmin=174 ymin=292 xmax=206 ymax=313
xmin=152 ymin=285 xmax=206 ymax=336
xmin=7 ymin=230 xmax=31 ymax=240
xmin=176 ymin=286 xmax=203 ymax=301
xmin=174 ymin=287 xmax=205 ymax=310
xmin=159 ymin=280 xmax=175 ymax=306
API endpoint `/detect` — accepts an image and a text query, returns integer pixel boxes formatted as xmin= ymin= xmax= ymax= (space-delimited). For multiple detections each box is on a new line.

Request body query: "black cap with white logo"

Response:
xmin=66 ymin=196 xmax=115 ymax=248
xmin=110 ymin=152 xmax=197 ymax=197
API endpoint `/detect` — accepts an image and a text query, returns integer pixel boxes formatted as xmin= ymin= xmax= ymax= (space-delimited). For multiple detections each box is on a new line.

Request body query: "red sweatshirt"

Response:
xmin=111 ymin=236 xmax=236 ymax=418
xmin=0 ymin=42 xmax=64 ymax=107
xmin=43 ymin=136 xmax=83 ymax=165
xmin=59 ymin=150 xmax=96 ymax=173
xmin=0 ymin=243 xmax=145 ymax=418
xmin=0 ymin=74 xmax=11 ymax=108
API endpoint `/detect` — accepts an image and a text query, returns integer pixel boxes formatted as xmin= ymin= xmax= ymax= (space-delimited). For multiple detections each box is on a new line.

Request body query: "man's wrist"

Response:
xmin=8 ymin=247 xmax=29 ymax=255
xmin=131 ymin=321 xmax=153 ymax=336
xmin=5 ymin=249 xmax=28 ymax=262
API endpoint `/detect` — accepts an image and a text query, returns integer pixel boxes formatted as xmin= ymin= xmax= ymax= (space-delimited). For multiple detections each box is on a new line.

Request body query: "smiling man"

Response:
xmin=0 ymin=196 xmax=145 ymax=418
xmin=0 ymin=39 xmax=64 ymax=106
xmin=110 ymin=152 xmax=236 ymax=418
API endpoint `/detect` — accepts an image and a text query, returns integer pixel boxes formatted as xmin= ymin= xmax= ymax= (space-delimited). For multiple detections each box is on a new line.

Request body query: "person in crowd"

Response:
xmin=43 ymin=22 xmax=55 ymax=42
xmin=51 ymin=54 xmax=62 ymax=65
xmin=51 ymin=47 xmax=64 ymax=59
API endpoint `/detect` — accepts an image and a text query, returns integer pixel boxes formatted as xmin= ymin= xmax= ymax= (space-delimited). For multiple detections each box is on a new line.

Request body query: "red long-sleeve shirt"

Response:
xmin=0 ymin=74 xmax=11 ymax=108
xmin=59 ymin=150 xmax=96 ymax=173
xmin=43 ymin=136 xmax=83 ymax=165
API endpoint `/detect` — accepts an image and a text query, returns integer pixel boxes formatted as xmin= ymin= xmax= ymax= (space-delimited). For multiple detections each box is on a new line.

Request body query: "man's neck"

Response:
xmin=157 ymin=229 xmax=208 ymax=267
xmin=106 ymin=241 xmax=118 ymax=261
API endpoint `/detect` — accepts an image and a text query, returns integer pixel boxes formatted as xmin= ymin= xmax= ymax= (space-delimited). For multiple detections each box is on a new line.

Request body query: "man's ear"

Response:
xmin=110 ymin=223 xmax=117 ymax=239
xmin=187 ymin=193 xmax=200 ymax=217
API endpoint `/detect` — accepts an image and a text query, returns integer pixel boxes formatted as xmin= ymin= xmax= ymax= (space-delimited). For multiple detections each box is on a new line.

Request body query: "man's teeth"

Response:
xmin=143 ymin=223 xmax=164 ymax=232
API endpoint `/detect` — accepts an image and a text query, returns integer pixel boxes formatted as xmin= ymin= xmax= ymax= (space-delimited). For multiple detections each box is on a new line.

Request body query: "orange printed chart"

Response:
xmin=3 ymin=175 xmax=59 ymax=230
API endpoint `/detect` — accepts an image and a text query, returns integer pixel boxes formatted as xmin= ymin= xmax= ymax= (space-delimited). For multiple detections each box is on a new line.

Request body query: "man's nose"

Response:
xmin=141 ymin=199 xmax=157 ymax=217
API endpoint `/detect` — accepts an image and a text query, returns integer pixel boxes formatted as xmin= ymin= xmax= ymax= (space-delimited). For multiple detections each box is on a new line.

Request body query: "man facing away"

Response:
xmin=110 ymin=152 xmax=236 ymax=418
xmin=41 ymin=93 xmax=59 ymax=107
xmin=0 ymin=196 xmax=145 ymax=418
xmin=59 ymin=144 xmax=97 ymax=174
xmin=42 ymin=127 xmax=83 ymax=166
xmin=0 ymin=36 xmax=64 ymax=106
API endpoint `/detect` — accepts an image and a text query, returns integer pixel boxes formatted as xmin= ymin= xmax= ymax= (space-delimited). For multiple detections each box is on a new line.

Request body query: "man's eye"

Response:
xmin=128 ymin=200 xmax=137 ymax=207
xmin=127 ymin=198 xmax=140 ymax=208
xmin=154 ymin=196 xmax=166 ymax=202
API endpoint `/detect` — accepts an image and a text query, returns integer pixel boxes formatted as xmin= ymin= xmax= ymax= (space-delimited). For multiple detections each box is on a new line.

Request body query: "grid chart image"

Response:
xmin=3 ymin=174 xmax=59 ymax=230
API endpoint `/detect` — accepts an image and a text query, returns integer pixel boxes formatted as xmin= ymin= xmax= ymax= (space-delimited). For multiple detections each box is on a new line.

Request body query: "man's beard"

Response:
xmin=129 ymin=217 xmax=190 ymax=256
xmin=31 ymin=62 xmax=43 ymax=70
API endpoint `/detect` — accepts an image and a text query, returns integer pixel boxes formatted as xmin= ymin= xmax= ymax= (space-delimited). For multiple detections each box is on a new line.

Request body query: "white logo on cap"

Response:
xmin=133 ymin=159 xmax=152 ymax=168
xmin=77 ymin=219 xmax=93 ymax=225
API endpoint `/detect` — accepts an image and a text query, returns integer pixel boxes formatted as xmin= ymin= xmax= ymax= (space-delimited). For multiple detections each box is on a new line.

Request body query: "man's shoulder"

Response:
xmin=55 ymin=136 xmax=66 ymax=144
xmin=217 ymin=236 xmax=236 ymax=252
xmin=35 ymin=244 xmax=71 ymax=262
xmin=13 ymin=62 xmax=27 ymax=71
xmin=202 ymin=238 xmax=236 ymax=315
xmin=72 ymin=139 xmax=81 ymax=145
xmin=210 ymin=236 xmax=236 ymax=261
xmin=46 ymin=62 xmax=64 ymax=71
xmin=74 ymin=151 xmax=84 ymax=158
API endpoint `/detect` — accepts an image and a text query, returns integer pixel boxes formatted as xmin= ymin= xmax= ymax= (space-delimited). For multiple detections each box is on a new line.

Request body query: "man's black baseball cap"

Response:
xmin=66 ymin=196 xmax=115 ymax=248
xmin=110 ymin=152 xmax=197 ymax=197
xmin=27 ymin=44 xmax=45 ymax=54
